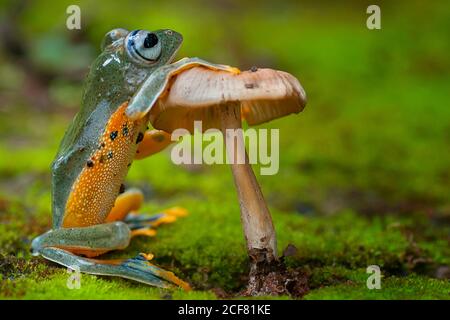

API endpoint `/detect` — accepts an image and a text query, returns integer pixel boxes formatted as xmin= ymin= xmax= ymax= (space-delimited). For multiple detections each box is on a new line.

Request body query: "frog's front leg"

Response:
xmin=126 ymin=57 xmax=240 ymax=120
xmin=31 ymin=222 xmax=190 ymax=290
xmin=105 ymin=187 xmax=187 ymax=236
xmin=135 ymin=129 xmax=172 ymax=160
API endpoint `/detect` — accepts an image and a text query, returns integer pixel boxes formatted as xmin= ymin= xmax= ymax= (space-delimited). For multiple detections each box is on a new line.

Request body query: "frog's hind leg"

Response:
xmin=32 ymin=221 xmax=132 ymax=258
xmin=39 ymin=247 xmax=190 ymax=290
xmin=32 ymin=222 xmax=190 ymax=290
xmin=105 ymin=188 xmax=188 ymax=237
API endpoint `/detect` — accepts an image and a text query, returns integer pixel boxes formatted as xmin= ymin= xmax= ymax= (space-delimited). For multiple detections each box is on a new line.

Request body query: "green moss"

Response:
xmin=1 ymin=269 xmax=217 ymax=300
xmin=305 ymin=272 xmax=450 ymax=300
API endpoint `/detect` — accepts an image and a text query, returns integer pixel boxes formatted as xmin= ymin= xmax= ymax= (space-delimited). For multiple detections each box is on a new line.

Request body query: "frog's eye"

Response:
xmin=126 ymin=30 xmax=162 ymax=64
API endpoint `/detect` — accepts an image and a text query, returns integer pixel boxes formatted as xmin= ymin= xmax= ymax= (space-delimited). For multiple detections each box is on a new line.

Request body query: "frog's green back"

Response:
xmin=51 ymin=48 xmax=133 ymax=228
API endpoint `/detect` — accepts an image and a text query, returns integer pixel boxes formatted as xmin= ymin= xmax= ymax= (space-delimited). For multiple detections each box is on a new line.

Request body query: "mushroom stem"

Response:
xmin=220 ymin=102 xmax=278 ymax=263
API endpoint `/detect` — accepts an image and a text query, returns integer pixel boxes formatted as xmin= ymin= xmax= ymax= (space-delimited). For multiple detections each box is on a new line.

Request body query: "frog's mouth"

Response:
xmin=168 ymin=46 xmax=181 ymax=64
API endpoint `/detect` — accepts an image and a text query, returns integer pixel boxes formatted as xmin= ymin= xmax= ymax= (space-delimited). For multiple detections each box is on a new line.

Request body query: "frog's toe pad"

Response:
xmin=225 ymin=66 xmax=241 ymax=74
xmin=131 ymin=228 xmax=157 ymax=237
xmin=140 ymin=252 xmax=154 ymax=261
xmin=164 ymin=206 xmax=189 ymax=217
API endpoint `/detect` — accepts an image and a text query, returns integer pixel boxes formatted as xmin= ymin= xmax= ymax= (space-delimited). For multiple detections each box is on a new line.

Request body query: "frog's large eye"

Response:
xmin=126 ymin=30 xmax=162 ymax=64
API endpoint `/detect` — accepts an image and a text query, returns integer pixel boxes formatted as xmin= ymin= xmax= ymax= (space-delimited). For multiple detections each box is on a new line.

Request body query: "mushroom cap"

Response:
xmin=149 ymin=66 xmax=307 ymax=133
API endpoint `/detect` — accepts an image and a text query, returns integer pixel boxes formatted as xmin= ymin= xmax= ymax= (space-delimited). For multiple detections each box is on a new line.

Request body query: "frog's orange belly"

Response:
xmin=62 ymin=102 xmax=147 ymax=228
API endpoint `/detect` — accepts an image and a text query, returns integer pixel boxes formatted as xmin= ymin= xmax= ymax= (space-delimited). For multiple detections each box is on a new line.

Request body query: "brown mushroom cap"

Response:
xmin=149 ymin=66 xmax=307 ymax=133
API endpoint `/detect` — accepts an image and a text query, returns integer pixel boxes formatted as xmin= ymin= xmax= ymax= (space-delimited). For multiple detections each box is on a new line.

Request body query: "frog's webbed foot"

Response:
xmin=123 ymin=253 xmax=191 ymax=290
xmin=106 ymin=188 xmax=188 ymax=238
xmin=127 ymin=206 xmax=188 ymax=238
xmin=126 ymin=57 xmax=240 ymax=120
xmin=40 ymin=247 xmax=190 ymax=290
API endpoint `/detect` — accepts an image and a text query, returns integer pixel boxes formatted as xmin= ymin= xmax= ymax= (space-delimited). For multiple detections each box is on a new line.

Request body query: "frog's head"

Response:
xmin=82 ymin=28 xmax=183 ymax=109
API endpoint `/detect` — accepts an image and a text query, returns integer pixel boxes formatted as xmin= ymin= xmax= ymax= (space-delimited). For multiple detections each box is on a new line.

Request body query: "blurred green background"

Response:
xmin=0 ymin=0 xmax=449 ymax=299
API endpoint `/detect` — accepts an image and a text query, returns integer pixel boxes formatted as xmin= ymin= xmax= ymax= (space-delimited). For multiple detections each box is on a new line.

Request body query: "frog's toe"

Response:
xmin=124 ymin=207 xmax=188 ymax=230
xmin=224 ymin=65 xmax=241 ymax=74
xmin=131 ymin=227 xmax=157 ymax=238
xmin=124 ymin=212 xmax=164 ymax=226
xmin=140 ymin=252 xmax=154 ymax=260
xmin=164 ymin=206 xmax=189 ymax=217
xmin=126 ymin=214 xmax=176 ymax=230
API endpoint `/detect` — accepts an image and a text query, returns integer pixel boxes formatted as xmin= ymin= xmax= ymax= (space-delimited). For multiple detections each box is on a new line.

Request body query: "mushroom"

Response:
xmin=149 ymin=66 xmax=306 ymax=292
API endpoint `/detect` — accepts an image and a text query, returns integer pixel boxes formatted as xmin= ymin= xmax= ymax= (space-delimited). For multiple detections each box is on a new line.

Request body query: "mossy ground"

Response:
xmin=0 ymin=1 xmax=449 ymax=299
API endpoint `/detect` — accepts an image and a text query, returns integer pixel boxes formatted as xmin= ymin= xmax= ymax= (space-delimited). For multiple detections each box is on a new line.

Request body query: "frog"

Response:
xmin=31 ymin=28 xmax=240 ymax=290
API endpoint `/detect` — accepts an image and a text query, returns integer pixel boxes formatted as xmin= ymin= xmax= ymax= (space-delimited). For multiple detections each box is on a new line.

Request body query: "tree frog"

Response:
xmin=31 ymin=28 xmax=239 ymax=290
